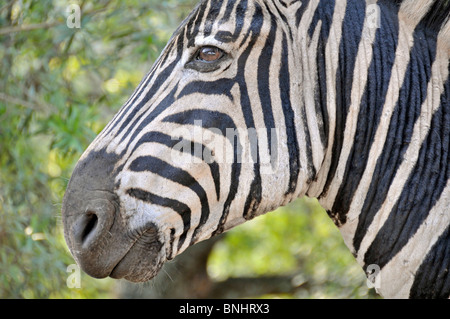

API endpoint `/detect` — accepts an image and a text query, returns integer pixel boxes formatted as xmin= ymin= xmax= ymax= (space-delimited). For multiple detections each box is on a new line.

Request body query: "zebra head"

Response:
xmin=62 ymin=0 xmax=312 ymax=282
xmin=62 ymin=0 xmax=450 ymax=298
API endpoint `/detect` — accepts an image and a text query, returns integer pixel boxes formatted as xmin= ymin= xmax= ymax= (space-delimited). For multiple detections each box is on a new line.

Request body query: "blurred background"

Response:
xmin=0 ymin=0 xmax=377 ymax=299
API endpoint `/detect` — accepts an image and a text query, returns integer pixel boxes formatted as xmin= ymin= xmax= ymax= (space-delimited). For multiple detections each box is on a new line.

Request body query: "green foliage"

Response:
xmin=0 ymin=0 xmax=375 ymax=299
xmin=0 ymin=0 xmax=196 ymax=298
xmin=208 ymin=198 xmax=374 ymax=298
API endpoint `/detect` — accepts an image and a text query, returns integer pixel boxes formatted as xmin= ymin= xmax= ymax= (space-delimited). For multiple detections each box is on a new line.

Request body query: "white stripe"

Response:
xmin=302 ymin=19 xmax=324 ymax=174
xmin=377 ymin=180 xmax=450 ymax=298
xmin=290 ymin=0 xmax=320 ymax=199
xmin=307 ymin=0 xmax=346 ymax=197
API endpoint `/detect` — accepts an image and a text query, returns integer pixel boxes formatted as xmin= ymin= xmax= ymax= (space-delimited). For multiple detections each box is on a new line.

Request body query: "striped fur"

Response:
xmin=63 ymin=0 xmax=450 ymax=298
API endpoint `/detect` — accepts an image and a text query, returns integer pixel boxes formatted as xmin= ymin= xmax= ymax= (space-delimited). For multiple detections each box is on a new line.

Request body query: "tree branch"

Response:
xmin=0 ymin=92 xmax=51 ymax=111
xmin=0 ymin=20 xmax=64 ymax=36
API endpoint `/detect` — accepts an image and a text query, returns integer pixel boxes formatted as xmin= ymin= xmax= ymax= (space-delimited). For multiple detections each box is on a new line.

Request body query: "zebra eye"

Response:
xmin=186 ymin=46 xmax=228 ymax=72
xmin=196 ymin=46 xmax=224 ymax=62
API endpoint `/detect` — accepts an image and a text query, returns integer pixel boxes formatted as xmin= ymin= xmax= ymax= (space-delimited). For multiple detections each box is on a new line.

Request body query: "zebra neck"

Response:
xmin=290 ymin=0 xmax=401 ymax=212
xmin=284 ymin=0 xmax=351 ymax=201
xmin=294 ymin=0 xmax=450 ymax=272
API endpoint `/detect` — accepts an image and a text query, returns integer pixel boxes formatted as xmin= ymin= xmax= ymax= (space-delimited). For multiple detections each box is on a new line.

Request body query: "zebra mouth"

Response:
xmin=109 ymin=226 xmax=164 ymax=282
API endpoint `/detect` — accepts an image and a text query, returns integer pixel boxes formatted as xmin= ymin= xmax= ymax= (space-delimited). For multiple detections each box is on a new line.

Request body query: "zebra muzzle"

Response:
xmin=62 ymin=147 xmax=166 ymax=281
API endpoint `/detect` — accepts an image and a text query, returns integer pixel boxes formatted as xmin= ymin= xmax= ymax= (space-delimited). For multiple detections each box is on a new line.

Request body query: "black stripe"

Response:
xmin=187 ymin=0 xmax=208 ymax=48
xmin=129 ymin=155 xmax=210 ymax=242
xmin=299 ymin=94 xmax=315 ymax=183
xmin=203 ymin=0 xmax=222 ymax=37
xmin=354 ymin=4 xmax=441 ymax=252
xmin=331 ymin=0 xmax=399 ymax=227
xmin=257 ymin=4 xmax=277 ymax=166
xmin=162 ymin=110 xmax=242 ymax=235
xmin=130 ymin=131 xmax=221 ymax=201
xmin=389 ymin=0 xmax=403 ymax=6
xmin=279 ymin=32 xmax=300 ymax=196
xmin=278 ymin=0 xmax=288 ymax=8
xmin=420 ymin=0 xmax=450 ymax=33
xmin=115 ymin=33 xmax=184 ymax=143
xmin=111 ymin=0 xmax=201 ymax=134
xmin=120 ymin=86 xmax=177 ymax=148
xmin=409 ymin=225 xmax=450 ymax=299
xmin=184 ymin=3 xmax=199 ymax=44
xmin=219 ymin=0 xmax=236 ymax=25
xmin=168 ymin=228 xmax=176 ymax=259
xmin=215 ymin=0 xmax=248 ymax=43
xmin=235 ymin=3 xmax=264 ymax=220
xmin=307 ymin=0 xmax=335 ymax=40
xmin=302 ymin=0 xmax=337 ymax=184
xmin=321 ymin=0 xmax=366 ymax=201
xmin=102 ymin=45 xmax=174 ymax=139
xmin=177 ymin=78 xmax=236 ymax=101
xmin=295 ymin=0 xmax=310 ymax=27
xmin=159 ymin=37 xmax=177 ymax=67
xmin=163 ymin=110 xmax=239 ymax=144
xmin=309 ymin=0 xmax=336 ymax=151
xmin=270 ymin=1 xmax=294 ymax=42
xmin=127 ymin=188 xmax=190 ymax=251
xmin=363 ymin=69 xmax=450 ymax=270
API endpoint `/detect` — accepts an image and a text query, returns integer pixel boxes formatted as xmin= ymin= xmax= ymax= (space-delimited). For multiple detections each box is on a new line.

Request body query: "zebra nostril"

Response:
xmin=72 ymin=199 xmax=116 ymax=251
xmin=73 ymin=212 xmax=99 ymax=249
xmin=80 ymin=212 xmax=99 ymax=244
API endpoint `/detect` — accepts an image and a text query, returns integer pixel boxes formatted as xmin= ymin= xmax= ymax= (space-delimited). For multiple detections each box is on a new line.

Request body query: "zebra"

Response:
xmin=62 ymin=0 xmax=450 ymax=298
